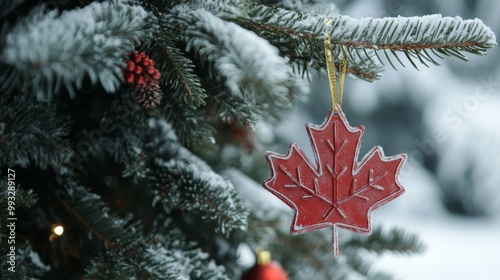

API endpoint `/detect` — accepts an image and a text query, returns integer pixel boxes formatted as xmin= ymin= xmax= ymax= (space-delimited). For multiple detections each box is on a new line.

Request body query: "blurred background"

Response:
xmin=262 ymin=0 xmax=500 ymax=278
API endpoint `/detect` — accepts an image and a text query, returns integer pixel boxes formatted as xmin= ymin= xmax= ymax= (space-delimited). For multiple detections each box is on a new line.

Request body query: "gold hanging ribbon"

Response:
xmin=324 ymin=20 xmax=348 ymax=112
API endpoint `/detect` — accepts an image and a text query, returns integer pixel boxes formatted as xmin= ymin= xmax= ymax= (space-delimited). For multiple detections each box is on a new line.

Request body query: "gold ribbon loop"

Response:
xmin=324 ymin=20 xmax=348 ymax=112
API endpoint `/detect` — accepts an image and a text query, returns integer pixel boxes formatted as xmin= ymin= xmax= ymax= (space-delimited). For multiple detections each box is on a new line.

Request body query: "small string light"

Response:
xmin=53 ymin=225 xmax=64 ymax=236
xmin=50 ymin=224 xmax=64 ymax=241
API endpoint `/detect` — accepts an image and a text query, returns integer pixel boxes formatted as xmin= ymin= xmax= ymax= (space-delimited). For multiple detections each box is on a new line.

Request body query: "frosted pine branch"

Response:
xmin=96 ymin=119 xmax=249 ymax=234
xmin=56 ymin=157 xmax=230 ymax=279
xmin=143 ymin=120 xmax=249 ymax=235
xmin=183 ymin=9 xmax=303 ymax=101
xmin=155 ymin=160 xmax=249 ymax=235
xmin=85 ymin=233 xmax=229 ymax=280
xmin=327 ymin=14 xmax=496 ymax=69
xmin=162 ymin=94 xmax=216 ymax=145
xmin=149 ymin=35 xmax=207 ymax=107
xmin=1 ymin=1 xmax=151 ymax=99
xmin=202 ymin=3 xmax=495 ymax=80
xmin=227 ymin=4 xmax=385 ymax=80
xmin=138 ymin=244 xmax=229 ymax=280
xmin=345 ymin=226 xmax=426 ymax=255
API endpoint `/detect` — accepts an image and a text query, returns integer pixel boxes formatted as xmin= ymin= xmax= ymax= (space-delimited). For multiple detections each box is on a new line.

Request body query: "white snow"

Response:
xmin=29 ymin=249 xmax=50 ymax=272
xmin=281 ymin=0 xmax=340 ymax=18
xmin=184 ymin=9 xmax=293 ymax=98
xmin=372 ymin=163 xmax=500 ymax=279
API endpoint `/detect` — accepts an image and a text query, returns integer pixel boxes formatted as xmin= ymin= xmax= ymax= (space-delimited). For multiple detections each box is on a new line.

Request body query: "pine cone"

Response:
xmin=131 ymin=82 xmax=163 ymax=108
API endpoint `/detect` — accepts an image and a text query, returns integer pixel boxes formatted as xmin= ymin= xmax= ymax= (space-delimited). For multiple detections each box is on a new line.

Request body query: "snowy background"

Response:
xmin=269 ymin=0 xmax=500 ymax=279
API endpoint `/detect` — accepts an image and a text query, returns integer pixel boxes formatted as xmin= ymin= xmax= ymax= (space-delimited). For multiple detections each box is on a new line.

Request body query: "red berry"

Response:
xmin=127 ymin=61 xmax=135 ymax=71
xmin=153 ymin=70 xmax=160 ymax=80
xmin=134 ymin=66 xmax=143 ymax=75
xmin=136 ymin=76 xmax=145 ymax=85
xmin=147 ymin=66 xmax=155 ymax=74
xmin=134 ymin=54 xmax=142 ymax=63
xmin=123 ymin=51 xmax=160 ymax=87
xmin=125 ymin=73 xmax=135 ymax=84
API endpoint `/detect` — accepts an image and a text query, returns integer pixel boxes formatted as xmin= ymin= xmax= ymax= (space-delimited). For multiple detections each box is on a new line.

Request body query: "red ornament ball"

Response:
xmin=241 ymin=249 xmax=288 ymax=280
xmin=241 ymin=262 xmax=288 ymax=280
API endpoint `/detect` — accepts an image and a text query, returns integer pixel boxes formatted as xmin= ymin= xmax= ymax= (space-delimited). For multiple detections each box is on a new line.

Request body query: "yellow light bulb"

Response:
xmin=53 ymin=225 xmax=64 ymax=236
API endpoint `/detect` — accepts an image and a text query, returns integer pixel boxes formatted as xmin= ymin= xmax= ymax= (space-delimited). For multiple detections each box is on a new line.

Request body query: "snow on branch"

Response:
xmin=102 ymin=118 xmax=248 ymax=234
xmin=223 ymin=3 xmax=495 ymax=80
xmin=328 ymin=14 xmax=496 ymax=69
xmin=1 ymin=1 xmax=151 ymax=99
xmin=227 ymin=3 xmax=385 ymax=81
xmin=279 ymin=0 xmax=340 ymax=18
xmin=138 ymin=243 xmax=229 ymax=280
xmin=85 ymin=231 xmax=229 ymax=279
xmin=142 ymin=119 xmax=249 ymax=235
xmin=55 ymin=168 xmax=230 ymax=279
xmin=183 ymin=9 xmax=299 ymax=99
xmin=155 ymin=159 xmax=249 ymax=235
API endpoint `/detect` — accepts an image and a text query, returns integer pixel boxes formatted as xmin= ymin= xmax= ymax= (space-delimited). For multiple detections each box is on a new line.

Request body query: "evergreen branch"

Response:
xmin=225 ymin=3 xmax=384 ymax=81
xmin=205 ymin=84 xmax=256 ymax=125
xmin=137 ymin=238 xmax=229 ymax=280
xmin=162 ymin=94 xmax=215 ymax=146
xmin=207 ymin=3 xmax=494 ymax=79
xmin=179 ymin=8 xmax=304 ymax=114
xmin=345 ymin=226 xmax=426 ymax=254
xmin=0 ymin=94 xmax=72 ymax=168
xmin=54 ymin=168 xmax=230 ymax=279
xmin=54 ymin=170 xmax=126 ymax=251
xmin=326 ymin=14 xmax=496 ymax=69
xmin=85 ymin=233 xmax=229 ymax=280
xmin=93 ymin=118 xmax=249 ymax=235
xmin=170 ymin=2 xmax=495 ymax=81
xmin=139 ymin=119 xmax=248 ymax=235
xmin=84 ymin=237 xmax=176 ymax=280
xmin=345 ymin=253 xmax=374 ymax=278
xmin=149 ymin=18 xmax=207 ymax=107
xmin=0 ymin=1 xmax=152 ymax=99
xmin=0 ymin=63 xmax=20 ymax=95
xmin=153 ymin=160 xmax=248 ymax=235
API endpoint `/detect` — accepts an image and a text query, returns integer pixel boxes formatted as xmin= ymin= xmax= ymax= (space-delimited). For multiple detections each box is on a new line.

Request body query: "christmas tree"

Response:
xmin=0 ymin=0 xmax=495 ymax=279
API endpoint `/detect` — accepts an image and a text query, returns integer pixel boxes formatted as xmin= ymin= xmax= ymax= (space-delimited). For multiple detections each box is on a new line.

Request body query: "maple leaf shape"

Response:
xmin=263 ymin=107 xmax=406 ymax=256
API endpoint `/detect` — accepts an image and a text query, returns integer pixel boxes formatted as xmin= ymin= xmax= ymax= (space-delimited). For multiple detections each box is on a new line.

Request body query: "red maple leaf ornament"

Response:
xmin=262 ymin=107 xmax=406 ymax=256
